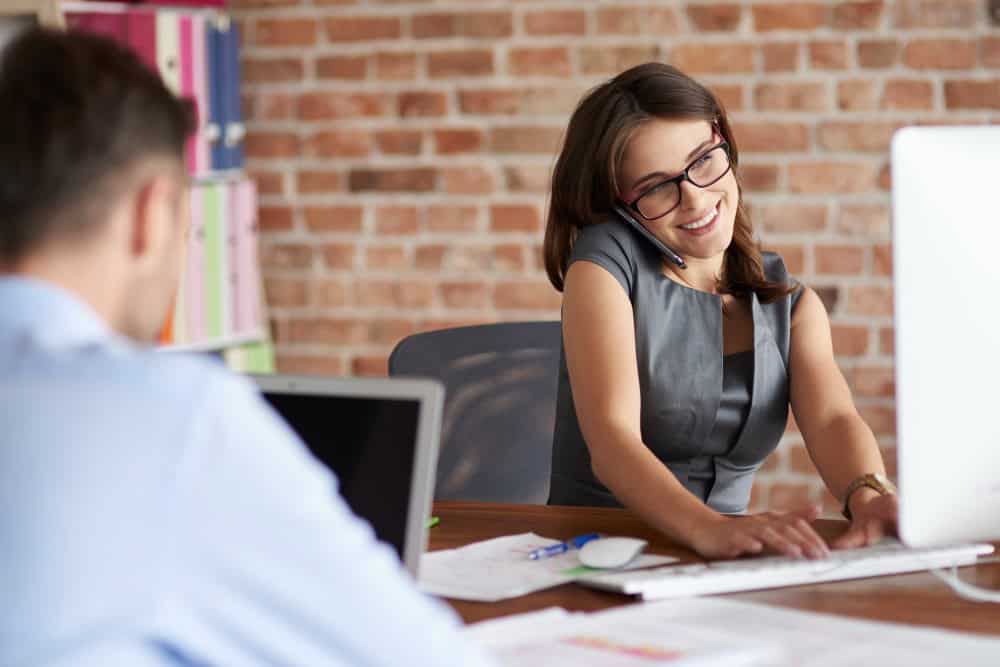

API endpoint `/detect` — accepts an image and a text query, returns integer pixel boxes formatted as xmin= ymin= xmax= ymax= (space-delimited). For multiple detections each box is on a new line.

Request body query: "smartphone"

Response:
xmin=612 ymin=203 xmax=687 ymax=269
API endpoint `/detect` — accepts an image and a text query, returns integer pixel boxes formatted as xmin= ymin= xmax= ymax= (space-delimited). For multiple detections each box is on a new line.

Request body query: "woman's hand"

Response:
xmin=831 ymin=489 xmax=899 ymax=549
xmin=689 ymin=505 xmax=831 ymax=560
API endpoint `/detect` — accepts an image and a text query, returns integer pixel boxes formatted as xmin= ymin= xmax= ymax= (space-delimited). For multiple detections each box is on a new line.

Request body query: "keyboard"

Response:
xmin=577 ymin=539 xmax=995 ymax=600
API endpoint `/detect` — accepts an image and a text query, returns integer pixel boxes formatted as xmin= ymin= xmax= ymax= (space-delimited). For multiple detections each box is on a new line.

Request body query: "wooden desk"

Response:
xmin=429 ymin=502 xmax=1000 ymax=634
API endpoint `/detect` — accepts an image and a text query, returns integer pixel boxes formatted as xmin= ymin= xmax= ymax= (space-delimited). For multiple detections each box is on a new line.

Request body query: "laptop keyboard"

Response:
xmin=577 ymin=539 xmax=995 ymax=600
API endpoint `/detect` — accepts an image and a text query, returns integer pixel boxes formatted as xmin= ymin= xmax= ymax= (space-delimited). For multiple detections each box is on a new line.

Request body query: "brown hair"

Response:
xmin=543 ymin=62 xmax=795 ymax=303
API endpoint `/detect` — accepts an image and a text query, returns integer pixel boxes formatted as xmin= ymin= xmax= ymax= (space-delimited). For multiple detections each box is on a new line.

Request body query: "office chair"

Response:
xmin=388 ymin=321 xmax=561 ymax=504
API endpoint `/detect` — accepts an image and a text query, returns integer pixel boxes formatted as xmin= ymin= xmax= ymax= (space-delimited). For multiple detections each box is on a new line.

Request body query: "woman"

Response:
xmin=544 ymin=63 xmax=897 ymax=560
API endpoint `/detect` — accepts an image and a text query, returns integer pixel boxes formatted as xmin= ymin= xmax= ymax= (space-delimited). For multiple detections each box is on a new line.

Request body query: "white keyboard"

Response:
xmin=577 ymin=540 xmax=995 ymax=600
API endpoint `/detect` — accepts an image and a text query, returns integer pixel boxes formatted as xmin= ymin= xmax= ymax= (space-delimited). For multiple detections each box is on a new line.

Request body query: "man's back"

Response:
xmin=0 ymin=278 xmax=494 ymax=666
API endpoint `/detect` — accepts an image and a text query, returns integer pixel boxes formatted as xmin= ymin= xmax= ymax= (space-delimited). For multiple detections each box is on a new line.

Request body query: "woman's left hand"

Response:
xmin=831 ymin=490 xmax=899 ymax=549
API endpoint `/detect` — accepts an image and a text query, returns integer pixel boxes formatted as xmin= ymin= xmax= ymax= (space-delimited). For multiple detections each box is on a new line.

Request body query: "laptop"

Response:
xmin=252 ymin=374 xmax=443 ymax=577
xmin=891 ymin=126 xmax=1000 ymax=547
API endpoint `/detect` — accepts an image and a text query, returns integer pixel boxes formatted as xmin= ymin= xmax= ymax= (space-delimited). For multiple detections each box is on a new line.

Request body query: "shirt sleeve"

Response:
xmin=568 ymin=222 xmax=636 ymax=296
xmin=161 ymin=372 xmax=497 ymax=667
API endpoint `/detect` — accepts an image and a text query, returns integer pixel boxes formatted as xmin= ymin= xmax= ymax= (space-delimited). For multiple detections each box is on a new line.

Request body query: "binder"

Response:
xmin=185 ymin=185 xmax=206 ymax=343
xmin=65 ymin=10 xmax=128 ymax=43
xmin=180 ymin=14 xmax=211 ymax=175
xmin=206 ymin=16 xmax=227 ymax=170
xmin=230 ymin=180 xmax=260 ymax=335
xmin=126 ymin=10 xmax=158 ymax=74
xmin=155 ymin=11 xmax=181 ymax=94
xmin=221 ymin=21 xmax=245 ymax=170
xmin=202 ymin=182 xmax=230 ymax=340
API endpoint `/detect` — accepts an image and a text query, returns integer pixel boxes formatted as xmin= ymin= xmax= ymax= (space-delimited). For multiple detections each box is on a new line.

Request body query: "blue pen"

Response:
xmin=528 ymin=533 xmax=601 ymax=560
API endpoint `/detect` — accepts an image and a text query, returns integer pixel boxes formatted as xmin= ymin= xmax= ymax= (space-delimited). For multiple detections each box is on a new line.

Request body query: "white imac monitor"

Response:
xmin=892 ymin=126 xmax=1000 ymax=547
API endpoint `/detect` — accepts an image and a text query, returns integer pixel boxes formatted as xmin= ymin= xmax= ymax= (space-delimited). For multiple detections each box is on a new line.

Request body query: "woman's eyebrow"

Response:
xmin=630 ymin=136 xmax=716 ymax=192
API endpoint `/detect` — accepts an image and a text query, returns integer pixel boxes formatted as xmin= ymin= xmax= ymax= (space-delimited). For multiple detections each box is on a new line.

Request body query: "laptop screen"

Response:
xmin=262 ymin=392 xmax=420 ymax=561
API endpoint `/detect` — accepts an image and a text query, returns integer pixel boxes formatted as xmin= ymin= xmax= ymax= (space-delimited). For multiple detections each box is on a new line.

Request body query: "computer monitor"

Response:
xmin=891 ymin=126 xmax=1000 ymax=547
xmin=252 ymin=374 xmax=443 ymax=576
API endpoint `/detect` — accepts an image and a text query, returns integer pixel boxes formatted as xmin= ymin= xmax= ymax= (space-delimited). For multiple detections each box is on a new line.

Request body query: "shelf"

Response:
xmin=160 ymin=329 xmax=266 ymax=354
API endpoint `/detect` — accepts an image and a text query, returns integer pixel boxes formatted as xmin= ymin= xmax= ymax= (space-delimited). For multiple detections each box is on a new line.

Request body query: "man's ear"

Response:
xmin=128 ymin=174 xmax=177 ymax=267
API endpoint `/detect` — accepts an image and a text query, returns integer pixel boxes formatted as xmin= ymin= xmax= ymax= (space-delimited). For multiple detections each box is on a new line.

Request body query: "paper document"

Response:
xmin=469 ymin=598 xmax=1000 ymax=666
xmin=420 ymin=533 xmax=677 ymax=602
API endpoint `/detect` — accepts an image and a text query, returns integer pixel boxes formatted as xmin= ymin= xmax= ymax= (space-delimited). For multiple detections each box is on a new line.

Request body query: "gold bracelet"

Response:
xmin=841 ymin=473 xmax=896 ymax=521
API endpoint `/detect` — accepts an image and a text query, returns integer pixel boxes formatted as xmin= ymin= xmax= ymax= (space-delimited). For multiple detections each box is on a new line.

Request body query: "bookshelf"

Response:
xmin=62 ymin=1 xmax=273 ymax=373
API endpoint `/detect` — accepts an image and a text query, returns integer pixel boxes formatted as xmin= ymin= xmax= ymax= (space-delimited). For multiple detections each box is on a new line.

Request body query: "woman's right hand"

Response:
xmin=689 ymin=505 xmax=830 ymax=560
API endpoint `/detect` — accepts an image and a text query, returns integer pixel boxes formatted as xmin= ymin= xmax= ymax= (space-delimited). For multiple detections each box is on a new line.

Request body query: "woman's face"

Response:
xmin=618 ymin=118 xmax=739 ymax=264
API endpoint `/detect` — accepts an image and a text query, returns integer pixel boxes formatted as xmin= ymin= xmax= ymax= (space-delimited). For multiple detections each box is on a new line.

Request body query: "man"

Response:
xmin=0 ymin=28 xmax=495 ymax=667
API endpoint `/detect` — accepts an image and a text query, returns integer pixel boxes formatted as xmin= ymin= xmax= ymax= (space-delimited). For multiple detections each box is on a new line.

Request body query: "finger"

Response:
xmin=784 ymin=517 xmax=830 ymax=559
xmin=728 ymin=531 xmax=764 ymax=558
xmin=758 ymin=526 xmax=803 ymax=558
xmin=864 ymin=518 xmax=885 ymax=545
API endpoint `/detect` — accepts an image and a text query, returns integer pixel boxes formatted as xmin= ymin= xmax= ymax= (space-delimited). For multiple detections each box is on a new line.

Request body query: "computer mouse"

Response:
xmin=578 ymin=537 xmax=648 ymax=569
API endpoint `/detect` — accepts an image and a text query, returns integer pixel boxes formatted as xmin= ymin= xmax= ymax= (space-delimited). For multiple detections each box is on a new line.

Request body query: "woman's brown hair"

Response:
xmin=543 ymin=62 xmax=795 ymax=303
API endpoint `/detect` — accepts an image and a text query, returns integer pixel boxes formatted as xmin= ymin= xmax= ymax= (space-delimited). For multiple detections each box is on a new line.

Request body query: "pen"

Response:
xmin=528 ymin=533 xmax=601 ymax=560
xmin=426 ymin=516 xmax=440 ymax=529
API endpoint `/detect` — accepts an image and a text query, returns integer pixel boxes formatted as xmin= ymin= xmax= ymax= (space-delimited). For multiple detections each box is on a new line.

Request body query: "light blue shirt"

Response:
xmin=0 ymin=277 xmax=496 ymax=667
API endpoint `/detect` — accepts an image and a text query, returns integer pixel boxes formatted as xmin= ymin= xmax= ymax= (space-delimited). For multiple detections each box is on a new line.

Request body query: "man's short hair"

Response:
xmin=0 ymin=28 xmax=195 ymax=263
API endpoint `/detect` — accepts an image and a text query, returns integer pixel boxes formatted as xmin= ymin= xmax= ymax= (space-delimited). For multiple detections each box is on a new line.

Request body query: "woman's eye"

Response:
xmin=693 ymin=153 xmax=713 ymax=169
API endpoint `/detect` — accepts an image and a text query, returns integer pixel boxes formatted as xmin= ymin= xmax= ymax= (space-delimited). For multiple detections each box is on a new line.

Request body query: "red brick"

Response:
xmin=296 ymin=170 xmax=341 ymax=195
xmin=738 ymin=164 xmax=779 ymax=192
xmin=426 ymin=205 xmax=479 ymax=232
xmin=440 ymin=281 xmax=490 ymax=309
xmin=433 ymin=128 xmax=483 ymax=155
xmin=847 ymin=285 xmax=893 ymax=316
xmin=490 ymin=204 xmax=541 ymax=232
xmin=245 ymin=132 xmax=299 ymax=159
xmin=324 ymin=16 xmax=400 ymax=43
xmin=264 ymin=277 xmax=308 ymax=308
xmin=442 ymin=166 xmax=495 ymax=195
xmin=756 ymin=204 xmax=827 ymax=234
xmin=944 ymin=80 xmax=1000 ymax=110
xmin=411 ymin=13 xmax=455 ymax=39
xmin=753 ymin=3 xmax=825 ymax=31
xmin=245 ymin=92 xmax=295 ymax=121
xmin=818 ymin=121 xmax=902 ymax=152
xmin=879 ymin=327 xmax=895 ymax=355
xmin=260 ymin=242 xmax=313 ymax=270
xmin=398 ymin=91 xmax=448 ymax=117
xmin=356 ymin=280 xmax=424 ymax=309
xmin=873 ymin=243 xmax=893 ymax=276
xmin=508 ymin=47 xmax=571 ymax=77
xmin=414 ymin=244 xmax=447 ymax=270
xmin=445 ymin=246 xmax=492 ymax=272
xmin=459 ymin=88 xmax=522 ymax=115
xmin=366 ymin=245 xmax=407 ymax=270
xmin=230 ymin=0 xmax=300 ymax=7
xmin=349 ymin=168 xmax=437 ymax=193
xmin=789 ymin=162 xmax=879 ymax=193
xmin=253 ymin=18 xmax=317 ymax=46
xmin=764 ymin=244 xmax=805 ymax=275
xmin=838 ymin=204 xmax=890 ymax=237
xmin=490 ymin=126 xmax=564 ymax=154
xmin=351 ymin=356 xmax=389 ymax=378
xmin=276 ymin=354 xmax=345 ymax=377
xmin=376 ymin=129 xmax=423 ymax=156
xmin=761 ymin=42 xmax=800 ymax=71
xmin=686 ymin=4 xmax=742 ymax=31
xmin=894 ymin=0 xmax=977 ymax=28
xmin=494 ymin=281 xmax=562 ymax=310
xmin=316 ymin=55 xmax=367 ymax=80
xmin=711 ymin=84 xmax=744 ymax=111
xmin=525 ymin=9 xmax=586 ymax=35
xmin=304 ymin=206 xmax=363 ymax=233
xmin=494 ymin=244 xmax=527 ymax=272
xmin=882 ymin=79 xmax=934 ymax=110
xmin=289 ymin=318 xmax=367 ymax=345
xmin=249 ymin=170 xmax=284 ymax=196
xmin=734 ymin=122 xmax=809 ymax=152
xmin=858 ymin=39 xmax=898 ymax=68
xmin=831 ymin=325 xmax=870 ymax=357
xmin=521 ymin=87 xmax=585 ymax=116
xmin=754 ymin=82 xmax=828 ymax=111
xmin=580 ymin=46 xmax=660 ymax=76
xmin=375 ymin=52 xmax=417 ymax=80
xmin=297 ymin=92 xmax=385 ymax=120
xmin=982 ymin=37 xmax=1000 ymax=68
xmin=242 ymin=57 xmax=304 ymax=84
xmin=858 ymin=405 xmax=896 ymax=436
xmin=815 ymin=245 xmax=865 ymax=275
xmin=375 ymin=206 xmax=419 ymax=235
xmin=809 ymin=40 xmax=848 ymax=70
xmin=305 ymin=129 xmax=372 ymax=158
xmin=672 ymin=43 xmax=754 ymax=73
xmin=428 ymin=50 xmax=493 ymax=78
xmin=259 ymin=206 xmax=294 ymax=232
xmin=321 ymin=243 xmax=357 ymax=270
xmin=852 ymin=365 xmax=895 ymax=397
xmin=369 ymin=319 xmax=416 ymax=347
xmin=596 ymin=6 xmax=681 ymax=34
xmin=768 ymin=483 xmax=815 ymax=512
xmin=837 ymin=79 xmax=879 ymax=111
xmin=505 ymin=164 xmax=553 ymax=193
xmin=414 ymin=11 xmax=512 ymax=39
xmin=903 ymin=40 xmax=976 ymax=70
xmin=833 ymin=1 xmax=885 ymax=29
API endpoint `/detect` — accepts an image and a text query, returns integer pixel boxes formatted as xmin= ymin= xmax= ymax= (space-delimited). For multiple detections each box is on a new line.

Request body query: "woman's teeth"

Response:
xmin=680 ymin=207 xmax=717 ymax=230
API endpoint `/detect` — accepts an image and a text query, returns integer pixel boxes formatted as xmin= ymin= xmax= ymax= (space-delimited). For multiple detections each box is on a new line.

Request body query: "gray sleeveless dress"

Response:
xmin=548 ymin=220 xmax=802 ymax=514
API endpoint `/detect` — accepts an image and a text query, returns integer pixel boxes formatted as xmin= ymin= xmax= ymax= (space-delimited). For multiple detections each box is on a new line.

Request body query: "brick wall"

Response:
xmin=230 ymin=0 xmax=1000 ymax=512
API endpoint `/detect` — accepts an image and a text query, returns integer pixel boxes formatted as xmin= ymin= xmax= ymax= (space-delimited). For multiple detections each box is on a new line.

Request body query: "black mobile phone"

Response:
xmin=612 ymin=203 xmax=686 ymax=269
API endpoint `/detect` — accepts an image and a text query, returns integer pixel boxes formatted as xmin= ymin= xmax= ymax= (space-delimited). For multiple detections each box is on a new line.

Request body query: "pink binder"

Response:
xmin=179 ymin=15 xmax=211 ymax=175
xmin=185 ymin=185 xmax=206 ymax=343
xmin=231 ymin=180 xmax=260 ymax=335
xmin=126 ymin=10 xmax=158 ymax=75
xmin=65 ymin=11 xmax=128 ymax=43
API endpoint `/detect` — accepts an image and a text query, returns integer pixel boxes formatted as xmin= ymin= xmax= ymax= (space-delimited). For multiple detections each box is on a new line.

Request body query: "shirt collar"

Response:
xmin=0 ymin=276 xmax=117 ymax=349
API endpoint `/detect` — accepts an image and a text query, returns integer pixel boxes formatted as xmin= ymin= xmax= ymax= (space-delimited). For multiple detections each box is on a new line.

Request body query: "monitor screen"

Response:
xmin=261 ymin=392 xmax=420 ymax=560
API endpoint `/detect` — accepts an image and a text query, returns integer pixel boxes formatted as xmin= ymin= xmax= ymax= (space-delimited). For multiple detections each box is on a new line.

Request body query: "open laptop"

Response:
xmin=252 ymin=374 xmax=443 ymax=577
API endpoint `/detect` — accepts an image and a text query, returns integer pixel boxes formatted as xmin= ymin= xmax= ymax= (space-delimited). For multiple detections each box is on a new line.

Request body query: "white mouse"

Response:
xmin=578 ymin=537 xmax=648 ymax=569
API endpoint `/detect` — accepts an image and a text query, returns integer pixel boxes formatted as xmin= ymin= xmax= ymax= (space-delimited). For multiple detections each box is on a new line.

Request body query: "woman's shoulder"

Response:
xmin=760 ymin=250 xmax=791 ymax=283
xmin=569 ymin=220 xmax=648 ymax=295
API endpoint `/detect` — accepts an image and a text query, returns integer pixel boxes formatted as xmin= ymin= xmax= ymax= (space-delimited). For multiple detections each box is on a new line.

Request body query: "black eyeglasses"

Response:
xmin=622 ymin=140 xmax=732 ymax=221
